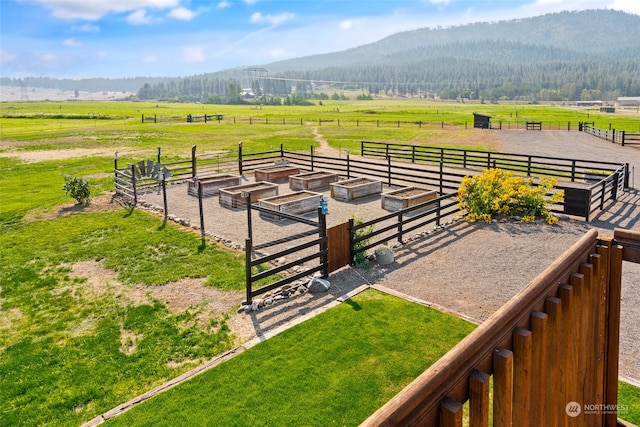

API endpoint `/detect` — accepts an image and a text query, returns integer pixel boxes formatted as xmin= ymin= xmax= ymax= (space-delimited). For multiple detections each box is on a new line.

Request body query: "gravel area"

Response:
xmin=136 ymin=129 xmax=640 ymax=383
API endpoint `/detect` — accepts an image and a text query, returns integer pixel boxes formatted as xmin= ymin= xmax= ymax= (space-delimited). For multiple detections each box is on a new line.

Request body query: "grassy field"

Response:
xmin=1 ymin=99 xmax=639 ymax=425
xmin=106 ymin=289 xmax=476 ymax=426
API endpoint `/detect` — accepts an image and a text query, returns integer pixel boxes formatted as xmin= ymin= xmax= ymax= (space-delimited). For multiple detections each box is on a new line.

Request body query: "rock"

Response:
xmin=375 ymin=246 xmax=395 ymax=265
xmin=307 ymin=277 xmax=331 ymax=293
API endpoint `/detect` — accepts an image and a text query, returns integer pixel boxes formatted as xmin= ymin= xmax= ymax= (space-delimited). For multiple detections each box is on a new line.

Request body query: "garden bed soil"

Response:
xmin=331 ymin=177 xmax=382 ymax=201
xmin=219 ymin=182 xmax=279 ymax=209
xmin=289 ymin=171 xmax=338 ymax=191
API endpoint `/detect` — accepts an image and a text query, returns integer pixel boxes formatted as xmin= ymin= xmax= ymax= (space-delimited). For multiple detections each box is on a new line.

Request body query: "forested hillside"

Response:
xmin=3 ymin=9 xmax=639 ymax=103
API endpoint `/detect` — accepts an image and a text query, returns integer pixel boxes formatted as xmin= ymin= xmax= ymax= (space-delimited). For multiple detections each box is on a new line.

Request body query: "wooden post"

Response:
xmin=162 ymin=175 xmax=168 ymax=223
xmin=531 ymin=311 xmax=548 ymax=427
xmin=513 ymin=328 xmax=532 ymax=427
xmin=311 ymin=145 xmax=314 ymax=171
xmin=197 ymin=179 xmax=205 ymax=246
xmin=604 ymin=243 xmax=623 ymax=427
xmin=545 ymin=297 xmax=561 ymax=427
xmin=493 ymin=348 xmax=514 ymax=427
xmin=440 ymin=398 xmax=463 ymax=427
xmin=318 ymin=207 xmax=328 ymax=278
xmin=559 ymin=284 xmax=574 ymax=426
xmin=245 ymin=238 xmax=252 ymax=305
xmin=238 ymin=141 xmax=243 ymax=175
xmin=387 ymin=155 xmax=392 ymax=187
xmin=469 ymin=370 xmax=490 ymax=427
xmin=131 ymin=164 xmax=137 ymax=205
xmin=191 ymin=145 xmax=197 ymax=178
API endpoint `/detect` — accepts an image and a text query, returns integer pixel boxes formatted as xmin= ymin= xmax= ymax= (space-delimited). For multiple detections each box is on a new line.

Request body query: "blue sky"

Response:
xmin=1 ymin=0 xmax=639 ymax=79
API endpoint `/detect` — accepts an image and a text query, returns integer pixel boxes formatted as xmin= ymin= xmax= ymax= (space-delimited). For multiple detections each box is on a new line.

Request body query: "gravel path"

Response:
xmin=137 ymin=129 xmax=640 ymax=383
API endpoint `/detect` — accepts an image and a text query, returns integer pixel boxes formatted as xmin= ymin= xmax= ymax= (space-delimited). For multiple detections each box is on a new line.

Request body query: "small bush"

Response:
xmin=63 ymin=175 xmax=91 ymax=206
xmin=457 ymin=168 xmax=564 ymax=225
xmin=352 ymin=214 xmax=373 ymax=268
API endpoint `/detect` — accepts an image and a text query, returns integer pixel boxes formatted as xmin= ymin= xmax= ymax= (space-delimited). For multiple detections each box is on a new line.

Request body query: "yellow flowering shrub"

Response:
xmin=457 ymin=168 xmax=564 ymax=225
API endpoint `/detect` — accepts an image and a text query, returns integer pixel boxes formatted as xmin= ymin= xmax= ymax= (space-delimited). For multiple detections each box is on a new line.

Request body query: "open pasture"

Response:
xmin=1 ymin=99 xmax=639 ymax=425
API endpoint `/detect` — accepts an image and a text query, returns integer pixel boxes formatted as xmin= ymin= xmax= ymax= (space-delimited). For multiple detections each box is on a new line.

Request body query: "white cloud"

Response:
xmin=167 ymin=7 xmax=196 ymax=20
xmin=250 ymin=11 xmax=295 ymax=25
xmin=217 ymin=1 xmax=231 ymax=9
xmin=143 ymin=55 xmax=158 ymax=63
xmin=0 ymin=49 xmax=17 ymax=65
xmin=244 ymin=0 xmax=259 ymax=4
xmin=339 ymin=19 xmax=359 ymax=30
xmin=24 ymin=0 xmax=181 ymax=20
xmin=63 ymin=38 xmax=82 ymax=47
xmin=126 ymin=9 xmax=153 ymax=25
xmin=72 ymin=23 xmax=99 ymax=32
xmin=267 ymin=48 xmax=287 ymax=59
xmin=182 ymin=46 xmax=205 ymax=63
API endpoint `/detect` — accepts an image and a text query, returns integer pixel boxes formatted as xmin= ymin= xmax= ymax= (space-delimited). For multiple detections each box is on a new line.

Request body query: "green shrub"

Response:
xmin=63 ymin=175 xmax=91 ymax=206
xmin=352 ymin=214 xmax=373 ymax=268
xmin=457 ymin=168 xmax=564 ymax=224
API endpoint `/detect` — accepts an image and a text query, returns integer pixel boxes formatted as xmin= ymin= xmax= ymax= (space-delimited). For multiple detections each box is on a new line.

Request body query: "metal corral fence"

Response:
xmin=362 ymin=228 xmax=640 ymax=427
xmin=582 ymin=122 xmax=640 ymax=146
xmin=140 ymin=113 xmax=637 ymax=132
xmin=115 ymin=142 xmax=628 ymax=222
xmin=359 ymin=140 xmax=629 ymax=221
xmin=113 ymin=146 xmax=238 ymax=203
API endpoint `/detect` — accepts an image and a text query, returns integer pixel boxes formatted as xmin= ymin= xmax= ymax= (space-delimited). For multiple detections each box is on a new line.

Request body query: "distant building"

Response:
xmin=617 ymin=97 xmax=640 ymax=106
xmin=575 ymin=100 xmax=603 ymax=107
xmin=473 ymin=112 xmax=492 ymax=129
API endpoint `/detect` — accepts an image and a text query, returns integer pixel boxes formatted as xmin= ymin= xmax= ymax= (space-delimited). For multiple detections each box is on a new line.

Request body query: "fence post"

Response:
xmin=397 ymin=212 xmax=403 ymax=243
xmin=191 ymin=145 xmax=197 ymax=178
xmin=162 ymin=175 xmax=168 ymax=223
xmin=348 ymin=217 xmax=355 ymax=266
xmin=346 ymin=150 xmax=351 ymax=179
xmin=311 ymin=146 xmax=315 ymax=171
xmin=621 ymin=130 xmax=625 ymax=147
xmin=114 ymin=151 xmax=118 ymax=171
xmin=141 ymin=114 xmax=144 ymax=123
xmin=280 ymin=143 xmax=284 ymax=159
xmin=238 ymin=141 xmax=243 ymax=175
xmin=387 ymin=156 xmax=392 ymax=187
xmin=131 ymin=164 xmax=137 ymax=205
xmin=412 ymin=146 xmax=415 ymax=163
xmin=318 ymin=207 xmax=328 ymax=278
xmin=157 ymin=147 xmax=161 ymax=164
xmin=245 ymin=238 xmax=253 ymax=306
xmin=571 ymin=160 xmax=576 ymax=182
xmin=527 ymin=156 xmax=532 ymax=176
xmin=197 ymin=179 xmax=206 ymax=246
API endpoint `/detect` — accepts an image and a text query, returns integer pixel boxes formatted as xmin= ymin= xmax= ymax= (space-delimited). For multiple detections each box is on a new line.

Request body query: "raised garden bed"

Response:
xmin=254 ymin=165 xmax=301 ymax=183
xmin=258 ymin=191 xmax=323 ymax=220
xmin=187 ymin=174 xmax=241 ymax=197
xmin=218 ymin=182 xmax=279 ymax=209
xmin=330 ymin=177 xmax=382 ymax=201
xmin=289 ymin=171 xmax=338 ymax=191
xmin=381 ymin=187 xmax=438 ymax=212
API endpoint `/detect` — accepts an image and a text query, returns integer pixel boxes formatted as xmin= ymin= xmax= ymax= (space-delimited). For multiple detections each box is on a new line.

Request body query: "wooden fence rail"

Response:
xmin=362 ymin=228 xmax=640 ymax=426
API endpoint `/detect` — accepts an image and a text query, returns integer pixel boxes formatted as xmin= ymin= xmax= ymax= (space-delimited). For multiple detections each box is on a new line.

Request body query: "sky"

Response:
xmin=1 ymin=0 xmax=639 ymax=80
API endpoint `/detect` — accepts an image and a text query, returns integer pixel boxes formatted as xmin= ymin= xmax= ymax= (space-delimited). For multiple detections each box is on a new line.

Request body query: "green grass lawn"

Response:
xmin=0 ymin=209 xmax=246 ymax=426
xmin=106 ymin=289 xmax=476 ymax=426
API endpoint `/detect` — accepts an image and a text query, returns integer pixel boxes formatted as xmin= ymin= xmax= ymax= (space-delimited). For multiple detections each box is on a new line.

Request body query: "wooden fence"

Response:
xmin=361 ymin=228 xmax=640 ymax=427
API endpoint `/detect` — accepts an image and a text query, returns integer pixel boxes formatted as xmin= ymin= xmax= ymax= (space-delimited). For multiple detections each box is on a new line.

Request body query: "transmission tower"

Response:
xmin=243 ymin=67 xmax=268 ymax=97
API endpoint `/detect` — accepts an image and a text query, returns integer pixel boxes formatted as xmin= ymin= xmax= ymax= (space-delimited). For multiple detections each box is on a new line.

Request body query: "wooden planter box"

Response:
xmin=330 ymin=177 xmax=382 ymax=201
xmin=289 ymin=171 xmax=338 ymax=191
xmin=381 ymin=187 xmax=438 ymax=212
xmin=254 ymin=166 xmax=301 ymax=183
xmin=258 ymin=191 xmax=323 ymax=220
xmin=218 ymin=182 xmax=279 ymax=209
xmin=188 ymin=174 xmax=241 ymax=197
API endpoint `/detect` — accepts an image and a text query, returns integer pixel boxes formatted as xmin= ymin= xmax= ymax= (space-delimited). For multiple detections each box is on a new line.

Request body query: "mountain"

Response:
xmin=259 ymin=9 xmax=640 ymax=73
